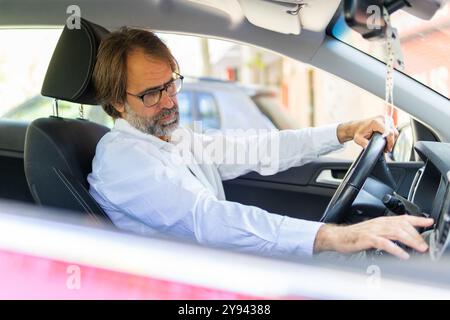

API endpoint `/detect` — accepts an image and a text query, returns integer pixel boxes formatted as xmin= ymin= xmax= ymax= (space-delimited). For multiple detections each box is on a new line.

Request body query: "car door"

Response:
xmin=223 ymin=156 xmax=423 ymax=221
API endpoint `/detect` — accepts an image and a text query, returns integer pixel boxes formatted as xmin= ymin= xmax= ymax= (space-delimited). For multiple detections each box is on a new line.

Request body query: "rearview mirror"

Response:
xmin=344 ymin=0 xmax=386 ymax=40
xmin=344 ymin=0 xmax=446 ymax=40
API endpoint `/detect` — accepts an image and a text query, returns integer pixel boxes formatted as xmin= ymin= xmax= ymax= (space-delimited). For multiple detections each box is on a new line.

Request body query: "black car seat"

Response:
xmin=24 ymin=18 xmax=113 ymax=225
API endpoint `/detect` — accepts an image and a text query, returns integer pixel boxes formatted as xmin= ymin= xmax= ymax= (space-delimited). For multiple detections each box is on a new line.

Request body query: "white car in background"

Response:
xmin=183 ymin=77 xmax=300 ymax=131
xmin=178 ymin=77 xmax=277 ymax=131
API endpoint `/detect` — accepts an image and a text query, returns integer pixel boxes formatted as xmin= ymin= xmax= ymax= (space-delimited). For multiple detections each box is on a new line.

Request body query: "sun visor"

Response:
xmin=238 ymin=0 xmax=302 ymax=35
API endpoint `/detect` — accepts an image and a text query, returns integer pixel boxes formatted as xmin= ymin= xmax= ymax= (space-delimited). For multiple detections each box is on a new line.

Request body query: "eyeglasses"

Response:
xmin=126 ymin=72 xmax=184 ymax=108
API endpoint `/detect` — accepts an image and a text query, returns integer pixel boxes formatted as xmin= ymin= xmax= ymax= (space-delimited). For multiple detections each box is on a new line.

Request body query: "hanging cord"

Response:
xmin=382 ymin=7 xmax=401 ymax=137
xmin=384 ymin=7 xmax=395 ymax=119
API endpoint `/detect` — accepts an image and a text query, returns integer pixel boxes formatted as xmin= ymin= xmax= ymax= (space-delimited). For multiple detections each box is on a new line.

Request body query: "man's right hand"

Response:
xmin=313 ymin=215 xmax=434 ymax=260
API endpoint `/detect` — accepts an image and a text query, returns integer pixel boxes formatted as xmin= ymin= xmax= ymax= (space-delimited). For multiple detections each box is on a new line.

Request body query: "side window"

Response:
xmin=177 ymin=91 xmax=194 ymax=128
xmin=0 ymin=29 xmax=113 ymax=128
xmin=158 ymin=33 xmax=414 ymax=161
xmin=196 ymin=92 xmax=220 ymax=130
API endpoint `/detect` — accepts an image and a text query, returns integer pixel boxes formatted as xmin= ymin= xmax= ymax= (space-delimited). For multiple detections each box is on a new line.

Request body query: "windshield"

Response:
xmin=331 ymin=3 xmax=450 ymax=99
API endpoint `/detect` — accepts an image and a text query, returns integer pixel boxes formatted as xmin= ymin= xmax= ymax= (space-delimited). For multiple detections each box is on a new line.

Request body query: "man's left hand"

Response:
xmin=337 ymin=115 xmax=399 ymax=152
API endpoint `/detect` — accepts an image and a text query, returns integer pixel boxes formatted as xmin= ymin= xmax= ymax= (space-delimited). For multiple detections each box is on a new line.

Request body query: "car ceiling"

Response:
xmin=1 ymin=0 xmax=450 ymax=142
xmin=0 ymin=0 xmax=337 ymax=63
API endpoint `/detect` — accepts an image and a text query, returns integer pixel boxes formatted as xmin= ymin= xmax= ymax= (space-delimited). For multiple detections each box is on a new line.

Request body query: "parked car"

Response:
xmin=241 ymin=83 xmax=300 ymax=130
xmin=182 ymin=77 xmax=299 ymax=130
xmin=0 ymin=0 xmax=449 ymax=300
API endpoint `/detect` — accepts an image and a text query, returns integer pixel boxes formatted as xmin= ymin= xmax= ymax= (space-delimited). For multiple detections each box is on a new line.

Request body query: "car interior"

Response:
xmin=0 ymin=0 xmax=449 ymax=262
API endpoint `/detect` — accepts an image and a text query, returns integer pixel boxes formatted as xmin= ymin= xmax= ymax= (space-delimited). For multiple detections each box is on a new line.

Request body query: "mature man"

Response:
xmin=88 ymin=27 xmax=433 ymax=260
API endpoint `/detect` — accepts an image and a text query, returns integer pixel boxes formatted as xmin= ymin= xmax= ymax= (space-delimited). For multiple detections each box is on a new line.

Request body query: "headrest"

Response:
xmin=41 ymin=18 xmax=110 ymax=105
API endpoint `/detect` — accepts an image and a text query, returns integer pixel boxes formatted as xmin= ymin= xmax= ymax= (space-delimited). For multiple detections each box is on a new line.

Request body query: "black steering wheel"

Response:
xmin=319 ymin=133 xmax=387 ymax=224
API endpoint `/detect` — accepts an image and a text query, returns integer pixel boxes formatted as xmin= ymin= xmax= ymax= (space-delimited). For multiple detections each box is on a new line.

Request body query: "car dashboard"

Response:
xmin=410 ymin=141 xmax=450 ymax=260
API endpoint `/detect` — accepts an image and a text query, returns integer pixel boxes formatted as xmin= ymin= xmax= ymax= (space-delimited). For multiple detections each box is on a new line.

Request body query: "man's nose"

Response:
xmin=159 ymin=90 xmax=175 ymax=109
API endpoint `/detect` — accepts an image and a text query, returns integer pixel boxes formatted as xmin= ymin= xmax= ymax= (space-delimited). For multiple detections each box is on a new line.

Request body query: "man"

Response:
xmin=88 ymin=27 xmax=433 ymax=261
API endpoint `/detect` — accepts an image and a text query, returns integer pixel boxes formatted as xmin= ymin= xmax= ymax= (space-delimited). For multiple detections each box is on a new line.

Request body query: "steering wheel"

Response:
xmin=319 ymin=133 xmax=387 ymax=224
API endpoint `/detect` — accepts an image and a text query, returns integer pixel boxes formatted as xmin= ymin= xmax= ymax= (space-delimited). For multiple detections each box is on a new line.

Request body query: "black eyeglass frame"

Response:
xmin=126 ymin=72 xmax=184 ymax=108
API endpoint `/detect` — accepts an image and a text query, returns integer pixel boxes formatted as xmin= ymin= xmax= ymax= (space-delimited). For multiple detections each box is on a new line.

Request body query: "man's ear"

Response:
xmin=112 ymin=102 xmax=125 ymax=116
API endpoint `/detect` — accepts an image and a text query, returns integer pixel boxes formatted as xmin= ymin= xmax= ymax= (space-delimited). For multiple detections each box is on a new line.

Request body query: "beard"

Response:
xmin=124 ymin=103 xmax=180 ymax=137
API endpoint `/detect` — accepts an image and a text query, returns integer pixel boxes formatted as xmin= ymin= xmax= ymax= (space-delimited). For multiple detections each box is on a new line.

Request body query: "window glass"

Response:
xmin=0 ymin=28 xmax=112 ymax=127
xmin=197 ymin=92 xmax=220 ymax=129
xmin=159 ymin=32 xmax=413 ymax=161
xmin=177 ymin=91 xmax=194 ymax=128
xmin=331 ymin=4 xmax=450 ymax=99
xmin=0 ymin=29 xmax=414 ymax=161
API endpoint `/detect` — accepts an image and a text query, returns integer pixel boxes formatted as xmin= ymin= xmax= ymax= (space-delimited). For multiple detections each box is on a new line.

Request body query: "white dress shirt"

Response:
xmin=88 ymin=119 xmax=343 ymax=258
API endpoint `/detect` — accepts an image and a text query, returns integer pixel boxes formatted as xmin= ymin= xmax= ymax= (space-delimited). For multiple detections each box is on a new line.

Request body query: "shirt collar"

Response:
xmin=113 ymin=118 xmax=171 ymax=150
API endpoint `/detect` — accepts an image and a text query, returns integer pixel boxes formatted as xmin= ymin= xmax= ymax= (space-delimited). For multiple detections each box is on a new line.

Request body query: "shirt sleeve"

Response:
xmin=97 ymin=163 xmax=324 ymax=258
xmin=215 ymin=124 xmax=344 ymax=180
